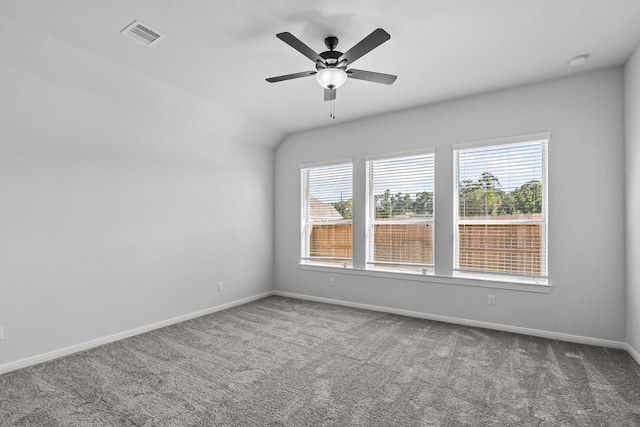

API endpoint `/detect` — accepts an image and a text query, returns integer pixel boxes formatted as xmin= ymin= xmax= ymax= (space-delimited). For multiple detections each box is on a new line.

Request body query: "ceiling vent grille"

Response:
xmin=121 ymin=20 xmax=165 ymax=46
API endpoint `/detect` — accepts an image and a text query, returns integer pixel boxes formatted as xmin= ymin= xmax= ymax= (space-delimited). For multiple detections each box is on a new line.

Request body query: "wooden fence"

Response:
xmin=310 ymin=224 xmax=352 ymax=262
xmin=371 ymin=224 xmax=433 ymax=265
xmin=458 ymin=223 xmax=542 ymax=276
xmin=310 ymin=222 xmax=542 ymax=276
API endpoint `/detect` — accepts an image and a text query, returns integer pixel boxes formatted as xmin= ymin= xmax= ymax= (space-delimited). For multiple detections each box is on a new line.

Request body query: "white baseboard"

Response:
xmin=273 ymin=291 xmax=629 ymax=351
xmin=3 ymin=291 xmax=637 ymax=375
xmin=627 ymin=343 xmax=640 ymax=365
xmin=0 ymin=291 xmax=274 ymax=375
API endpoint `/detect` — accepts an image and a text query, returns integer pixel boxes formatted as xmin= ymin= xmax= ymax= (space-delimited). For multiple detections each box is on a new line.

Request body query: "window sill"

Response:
xmin=298 ymin=263 xmax=553 ymax=293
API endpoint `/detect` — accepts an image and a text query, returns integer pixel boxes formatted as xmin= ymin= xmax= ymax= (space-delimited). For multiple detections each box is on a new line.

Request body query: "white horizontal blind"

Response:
xmin=367 ymin=152 xmax=435 ymax=273
xmin=453 ymin=138 xmax=548 ymax=279
xmin=301 ymin=162 xmax=353 ymax=267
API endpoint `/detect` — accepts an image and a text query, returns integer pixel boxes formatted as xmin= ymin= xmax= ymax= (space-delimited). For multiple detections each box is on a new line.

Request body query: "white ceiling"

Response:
xmin=2 ymin=0 xmax=640 ymax=140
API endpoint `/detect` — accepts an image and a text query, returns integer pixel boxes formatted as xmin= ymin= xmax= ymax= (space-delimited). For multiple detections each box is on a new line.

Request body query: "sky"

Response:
xmin=457 ymin=140 xmax=545 ymax=192
xmin=307 ymin=140 xmax=546 ymax=203
xmin=307 ymin=163 xmax=353 ymax=203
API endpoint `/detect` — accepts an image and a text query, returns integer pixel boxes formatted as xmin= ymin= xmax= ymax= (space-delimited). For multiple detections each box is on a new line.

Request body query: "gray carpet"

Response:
xmin=1 ymin=296 xmax=639 ymax=426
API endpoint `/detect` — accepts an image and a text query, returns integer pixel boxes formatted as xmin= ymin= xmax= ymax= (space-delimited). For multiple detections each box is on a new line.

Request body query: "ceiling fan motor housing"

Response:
xmin=316 ymin=36 xmax=346 ymax=70
xmin=318 ymin=53 xmax=345 ymax=71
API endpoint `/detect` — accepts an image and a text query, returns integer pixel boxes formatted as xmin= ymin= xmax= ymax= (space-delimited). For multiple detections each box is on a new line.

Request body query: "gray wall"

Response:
xmin=0 ymin=22 xmax=281 ymax=366
xmin=275 ymin=68 xmax=626 ymax=343
xmin=625 ymin=46 xmax=640 ymax=356
xmin=1 ymin=16 xmax=634 ymax=369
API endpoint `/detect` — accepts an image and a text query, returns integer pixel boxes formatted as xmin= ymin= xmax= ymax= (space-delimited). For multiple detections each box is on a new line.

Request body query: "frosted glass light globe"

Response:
xmin=315 ymin=68 xmax=348 ymax=89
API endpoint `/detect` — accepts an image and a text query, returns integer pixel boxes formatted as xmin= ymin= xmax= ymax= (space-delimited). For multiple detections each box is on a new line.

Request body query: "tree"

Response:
xmin=459 ymin=174 xmax=542 ymax=216
xmin=372 ymin=190 xmax=435 ymax=218
xmin=413 ymin=191 xmax=434 ymax=215
xmin=375 ymin=189 xmax=395 ymax=218
xmin=459 ymin=172 xmax=503 ymax=217
xmin=371 ymin=175 xmax=539 ymax=219
xmin=479 ymin=172 xmax=500 ymax=189
xmin=332 ymin=198 xmax=353 ymax=219
xmin=392 ymin=192 xmax=413 ymax=215
xmin=499 ymin=191 xmax=517 ymax=215
xmin=512 ymin=180 xmax=542 ymax=214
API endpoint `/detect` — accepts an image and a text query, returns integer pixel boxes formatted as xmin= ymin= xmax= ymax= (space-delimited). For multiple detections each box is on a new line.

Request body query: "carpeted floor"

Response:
xmin=1 ymin=296 xmax=639 ymax=426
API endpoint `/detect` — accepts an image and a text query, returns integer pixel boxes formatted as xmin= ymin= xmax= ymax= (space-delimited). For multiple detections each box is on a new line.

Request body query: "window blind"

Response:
xmin=367 ymin=152 xmax=435 ymax=273
xmin=301 ymin=162 xmax=353 ymax=267
xmin=453 ymin=138 xmax=548 ymax=279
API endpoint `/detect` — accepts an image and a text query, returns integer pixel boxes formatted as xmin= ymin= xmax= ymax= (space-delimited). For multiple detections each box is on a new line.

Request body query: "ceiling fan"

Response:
xmin=266 ymin=28 xmax=397 ymax=117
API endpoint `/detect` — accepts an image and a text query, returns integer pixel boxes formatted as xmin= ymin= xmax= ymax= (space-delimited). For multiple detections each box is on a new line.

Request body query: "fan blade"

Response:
xmin=338 ymin=28 xmax=390 ymax=65
xmin=266 ymin=71 xmax=316 ymax=83
xmin=347 ymin=69 xmax=397 ymax=85
xmin=324 ymin=88 xmax=336 ymax=101
xmin=277 ymin=32 xmax=325 ymax=64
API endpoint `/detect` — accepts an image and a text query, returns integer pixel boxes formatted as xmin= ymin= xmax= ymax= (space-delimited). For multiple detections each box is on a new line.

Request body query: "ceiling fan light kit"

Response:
xmin=315 ymin=68 xmax=348 ymax=89
xmin=266 ymin=28 xmax=397 ymax=119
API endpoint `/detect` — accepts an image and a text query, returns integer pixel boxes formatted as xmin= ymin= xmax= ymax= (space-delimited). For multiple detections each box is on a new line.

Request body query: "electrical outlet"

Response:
xmin=329 ymin=278 xmax=335 ymax=287
xmin=218 ymin=282 xmax=224 ymax=292
xmin=488 ymin=294 xmax=496 ymax=306
xmin=0 ymin=325 xmax=3 ymax=340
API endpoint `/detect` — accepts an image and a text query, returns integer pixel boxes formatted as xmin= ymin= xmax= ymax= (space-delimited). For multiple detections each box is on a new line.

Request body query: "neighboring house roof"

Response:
xmin=309 ymin=196 xmax=344 ymax=221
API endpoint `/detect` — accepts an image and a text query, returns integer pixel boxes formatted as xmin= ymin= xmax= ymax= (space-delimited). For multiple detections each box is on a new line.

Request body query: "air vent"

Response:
xmin=120 ymin=20 xmax=165 ymax=47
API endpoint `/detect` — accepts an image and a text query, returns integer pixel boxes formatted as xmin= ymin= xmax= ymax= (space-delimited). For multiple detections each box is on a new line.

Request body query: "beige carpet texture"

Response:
xmin=1 ymin=296 xmax=639 ymax=426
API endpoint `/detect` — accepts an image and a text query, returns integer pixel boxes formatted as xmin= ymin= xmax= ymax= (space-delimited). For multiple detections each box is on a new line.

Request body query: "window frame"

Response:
xmin=300 ymin=159 xmax=354 ymax=268
xmin=365 ymin=149 xmax=436 ymax=275
xmin=452 ymin=133 xmax=550 ymax=283
xmin=295 ymin=132 xmax=552 ymax=292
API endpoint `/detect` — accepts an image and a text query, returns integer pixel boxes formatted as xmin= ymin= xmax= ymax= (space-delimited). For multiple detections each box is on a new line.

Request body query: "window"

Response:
xmin=453 ymin=134 xmax=548 ymax=281
xmin=366 ymin=151 xmax=435 ymax=273
xmin=301 ymin=162 xmax=353 ymax=267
